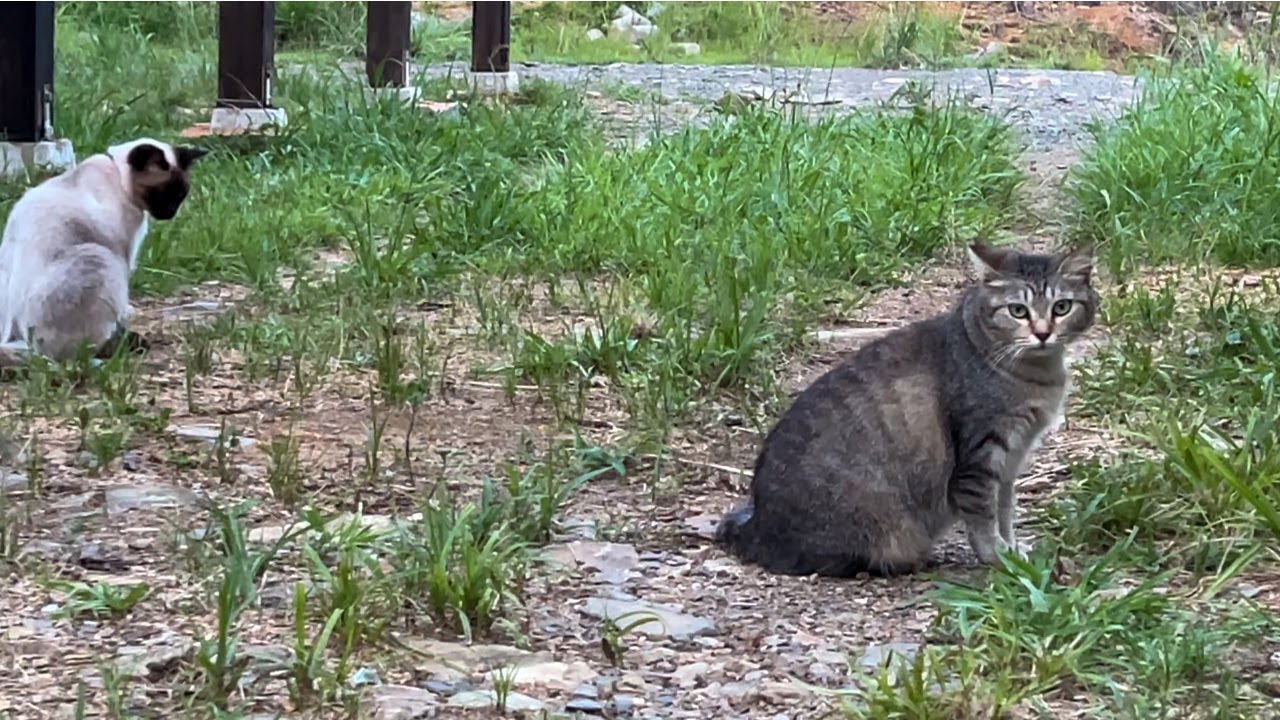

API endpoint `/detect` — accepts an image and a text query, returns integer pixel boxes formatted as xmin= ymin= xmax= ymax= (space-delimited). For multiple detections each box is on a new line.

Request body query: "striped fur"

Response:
xmin=717 ymin=243 xmax=1098 ymax=577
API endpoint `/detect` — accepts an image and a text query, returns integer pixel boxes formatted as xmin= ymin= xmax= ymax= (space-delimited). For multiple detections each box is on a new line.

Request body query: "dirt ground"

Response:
xmin=0 ymin=4 xmax=1257 ymax=719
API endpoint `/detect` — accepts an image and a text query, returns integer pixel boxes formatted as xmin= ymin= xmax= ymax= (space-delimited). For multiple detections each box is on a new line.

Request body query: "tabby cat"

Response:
xmin=717 ymin=243 xmax=1097 ymax=576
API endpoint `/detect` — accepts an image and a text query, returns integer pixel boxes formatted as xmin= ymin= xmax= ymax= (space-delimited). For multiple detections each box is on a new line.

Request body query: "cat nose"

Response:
xmin=1033 ymin=330 xmax=1052 ymax=344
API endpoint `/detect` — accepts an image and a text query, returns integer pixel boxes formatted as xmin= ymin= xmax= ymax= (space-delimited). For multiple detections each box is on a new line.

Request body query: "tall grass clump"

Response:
xmin=1071 ymin=51 xmax=1280 ymax=275
xmin=499 ymin=95 xmax=1019 ymax=393
xmin=513 ymin=1 xmax=966 ymax=68
xmin=1053 ymin=285 xmax=1280 ymax=571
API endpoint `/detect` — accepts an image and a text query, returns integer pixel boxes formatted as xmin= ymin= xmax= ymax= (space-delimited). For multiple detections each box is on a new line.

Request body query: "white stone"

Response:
xmin=367 ymin=685 xmax=439 ymax=720
xmin=580 ymin=597 xmax=715 ymax=639
xmin=366 ymin=85 xmax=423 ymax=103
xmin=0 ymin=140 xmax=76 ymax=181
xmin=448 ymin=690 xmax=544 ymax=712
xmin=586 ymin=28 xmax=606 ymax=41
xmin=671 ymin=42 xmax=701 ymax=56
xmin=166 ymin=423 xmax=257 ymax=448
xmin=469 ymin=71 xmax=519 ymax=97
xmin=209 ymin=106 xmax=288 ymax=133
xmin=489 ymin=659 xmax=596 ymax=692
xmin=610 ymin=4 xmax=658 ymax=43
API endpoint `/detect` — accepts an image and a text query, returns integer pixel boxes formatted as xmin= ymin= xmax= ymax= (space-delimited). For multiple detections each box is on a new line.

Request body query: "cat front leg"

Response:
xmin=952 ymin=461 xmax=1005 ymax=565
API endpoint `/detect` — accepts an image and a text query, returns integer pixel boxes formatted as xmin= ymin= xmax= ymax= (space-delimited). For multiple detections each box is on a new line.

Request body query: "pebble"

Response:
xmin=565 ymin=697 xmax=606 ymax=714
xmin=448 ymin=690 xmax=544 ymax=712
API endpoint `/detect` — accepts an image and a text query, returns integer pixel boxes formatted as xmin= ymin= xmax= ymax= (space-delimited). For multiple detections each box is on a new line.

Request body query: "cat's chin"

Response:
xmin=1017 ymin=343 xmax=1067 ymax=361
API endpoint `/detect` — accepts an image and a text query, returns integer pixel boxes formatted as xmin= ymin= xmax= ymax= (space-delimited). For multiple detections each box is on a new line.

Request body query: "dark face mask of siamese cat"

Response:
xmin=126 ymin=144 xmax=207 ymax=220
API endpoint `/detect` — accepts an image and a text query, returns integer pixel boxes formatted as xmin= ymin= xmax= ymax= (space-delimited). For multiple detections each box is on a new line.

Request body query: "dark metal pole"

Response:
xmin=470 ymin=1 xmax=511 ymax=73
xmin=367 ymin=2 xmax=411 ymax=87
xmin=0 ymin=2 xmax=56 ymax=142
xmin=217 ymin=1 xmax=276 ymax=108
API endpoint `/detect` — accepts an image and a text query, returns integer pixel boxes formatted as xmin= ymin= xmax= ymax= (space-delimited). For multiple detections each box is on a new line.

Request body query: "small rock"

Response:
xmin=610 ymin=4 xmax=658 ymax=43
xmin=350 ymin=667 xmax=382 ymax=687
xmin=858 ymin=641 xmax=921 ymax=671
xmin=760 ymin=680 xmax=807 ymax=703
xmin=572 ymin=682 xmax=598 ymax=698
xmin=76 ymin=542 xmax=127 ymax=571
xmin=556 ymin=517 xmax=598 ymax=541
xmin=400 ymin=638 xmax=531 ymax=681
xmin=560 ymin=541 xmax=640 ymax=584
xmin=114 ymin=639 xmax=196 ymax=679
xmin=424 ymin=679 xmax=468 ymax=696
xmin=716 ymin=682 xmax=754 ymax=700
xmin=121 ymin=451 xmax=143 ymax=472
xmin=806 ymin=662 xmax=838 ymax=683
xmin=612 ymin=695 xmax=638 ymax=714
xmin=565 ymin=697 xmax=606 ymax=714
xmin=586 ymin=28 xmax=605 ymax=41
xmin=671 ymin=42 xmax=701 ymax=56
xmin=105 ymin=484 xmax=200 ymax=514
xmin=0 ymin=471 xmax=27 ymax=490
xmin=366 ymin=684 xmax=439 ymax=720
xmin=163 ymin=300 xmax=225 ymax=320
xmin=489 ymin=659 xmax=596 ymax=692
xmin=242 ymin=644 xmax=294 ymax=671
xmin=581 ymin=597 xmax=715 ymax=639
xmin=683 ymin=514 xmax=720 ymax=540
xmin=810 ymin=649 xmax=846 ymax=666
xmin=672 ymin=661 xmax=709 ymax=688
xmin=166 ymin=423 xmax=257 ymax=448
xmin=448 ymin=690 xmax=544 ymax=712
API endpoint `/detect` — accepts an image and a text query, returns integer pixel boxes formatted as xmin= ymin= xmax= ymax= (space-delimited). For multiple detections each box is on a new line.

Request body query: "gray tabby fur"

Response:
xmin=717 ymin=243 xmax=1098 ymax=577
xmin=0 ymin=138 xmax=206 ymax=366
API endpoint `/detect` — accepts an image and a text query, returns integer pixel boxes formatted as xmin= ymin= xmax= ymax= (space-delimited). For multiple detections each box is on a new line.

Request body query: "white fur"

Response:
xmin=0 ymin=137 xmax=180 ymax=361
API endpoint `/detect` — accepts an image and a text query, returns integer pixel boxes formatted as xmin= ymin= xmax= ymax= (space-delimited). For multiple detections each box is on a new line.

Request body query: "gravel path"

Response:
xmin=427 ymin=61 xmax=1142 ymax=152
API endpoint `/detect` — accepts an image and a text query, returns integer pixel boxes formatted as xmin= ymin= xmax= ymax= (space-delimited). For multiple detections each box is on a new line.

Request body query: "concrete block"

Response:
xmin=209 ymin=107 xmax=289 ymax=134
xmin=0 ymin=139 xmax=76 ymax=181
xmin=469 ymin=71 xmax=519 ymax=97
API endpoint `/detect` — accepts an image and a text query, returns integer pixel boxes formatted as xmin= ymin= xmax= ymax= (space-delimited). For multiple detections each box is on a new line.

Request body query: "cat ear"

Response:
xmin=125 ymin=143 xmax=167 ymax=173
xmin=1055 ymin=244 xmax=1094 ymax=283
xmin=967 ymin=242 xmax=1011 ymax=282
xmin=175 ymin=146 xmax=209 ymax=170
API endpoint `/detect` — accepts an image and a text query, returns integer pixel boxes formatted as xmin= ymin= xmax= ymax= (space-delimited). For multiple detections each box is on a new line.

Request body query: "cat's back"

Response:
xmin=804 ymin=313 xmax=954 ymax=406
xmin=2 ymin=157 xmax=126 ymax=255
xmin=764 ymin=314 xmax=956 ymax=471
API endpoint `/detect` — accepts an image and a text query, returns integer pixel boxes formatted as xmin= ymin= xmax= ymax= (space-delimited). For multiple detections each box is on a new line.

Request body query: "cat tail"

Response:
xmin=715 ymin=501 xmax=754 ymax=548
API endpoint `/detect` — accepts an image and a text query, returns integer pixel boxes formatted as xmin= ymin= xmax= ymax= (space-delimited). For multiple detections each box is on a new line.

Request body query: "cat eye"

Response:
xmin=1051 ymin=299 xmax=1073 ymax=317
xmin=1007 ymin=303 xmax=1030 ymax=319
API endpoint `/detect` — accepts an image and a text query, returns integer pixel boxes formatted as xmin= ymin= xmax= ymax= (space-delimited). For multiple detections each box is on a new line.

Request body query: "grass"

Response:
xmin=4 ymin=3 xmax=1280 ymax=718
xmin=1071 ymin=50 xmax=1280 ymax=275
xmin=513 ymin=2 xmax=969 ymax=69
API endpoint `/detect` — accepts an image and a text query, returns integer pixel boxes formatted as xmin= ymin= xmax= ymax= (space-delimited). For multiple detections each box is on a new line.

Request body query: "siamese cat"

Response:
xmin=0 ymin=138 xmax=207 ymax=366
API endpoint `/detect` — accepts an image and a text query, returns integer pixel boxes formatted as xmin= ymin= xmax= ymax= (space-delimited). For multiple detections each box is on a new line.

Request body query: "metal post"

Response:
xmin=0 ymin=2 xmax=56 ymax=142
xmin=217 ymin=1 xmax=275 ymax=108
xmin=367 ymin=2 xmax=411 ymax=87
xmin=470 ymin=1 xmax=511 ymax=74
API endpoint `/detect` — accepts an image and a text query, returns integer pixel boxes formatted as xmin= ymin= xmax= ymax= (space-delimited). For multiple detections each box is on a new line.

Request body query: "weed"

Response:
xmin=387 ymin=496 xmax=528 ymax=640
xmin=598 ymin=610 xmax=663 ymax=668
xmin=48 ymin=580 xmax=149 ymax=620
xmin=266 ymin=432 xmax=306 ymax=506
xmin=492 ymin=664 xmax=519 ymax=713
xmin=212 ymin=418 xmax=241 ymax=485
xmin=99 ymin=662 xmax=135 ymax=720
xmin=287 ymin=582 xmax=343 ymax=710
xmin=193 ymin=503 xmax=300 ymax=708
xmin=0 ymin=487 xmax=27 ymax=562
xmin=1071 ymin=52 xmax=1280 ymax=274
